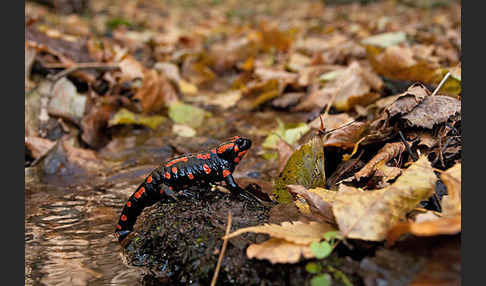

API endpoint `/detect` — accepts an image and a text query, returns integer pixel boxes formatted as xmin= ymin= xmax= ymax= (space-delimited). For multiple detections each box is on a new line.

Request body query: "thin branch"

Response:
xmin=211 ymin=212 xmax=232 ymax=286
xmin=431 ymin=71 xmax=451 ymax=96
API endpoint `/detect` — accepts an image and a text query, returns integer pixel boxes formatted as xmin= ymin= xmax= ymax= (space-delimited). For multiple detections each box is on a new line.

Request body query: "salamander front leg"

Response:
xmin=224 ymin=173 xmax=259 ymax=202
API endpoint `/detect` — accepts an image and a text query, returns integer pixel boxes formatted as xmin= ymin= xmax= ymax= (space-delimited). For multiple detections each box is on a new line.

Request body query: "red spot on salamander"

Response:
xmin=234 ymin=145 xmax=239 ymax=152
xmin=116 ymin=224 xmax=122 ymax=230
xmin=121 ymin=214 xmax=127 ymax=221
xmin=160 ymin=188 xmax=165 ymax=194
xmin=197 ymin=153 xmax=211 ymax=160
xmin=230 ymin=136 xmax=240 ymax=142
xmin=146 ymin=176 xmax=153 ymax=183
xmin=222 ymin=170 xmax=231 ymax=177
xmin=165 ymin=172 xmax=171 ymax=179
xmin=234 ymin=157 xmax=240 ymax=163
xmin=169 ymin=186 xmax=174 ymax=191
xmin=188 ymin=173 xmax=195 ymax=180
xmin=238 ymin=150 xmax=248 ymax=158
xmin=165 ymin=157 xmax=188 ymax=167
xmin=126 ymin=201 xmax=132 ymax=207
xmin=172 ymin=167 xmax=178 ymax=174
xmin=217 ymin=143 xmax=234 ymax=154
xmin=203 ymin=164 xmax=211 ymax=174
xmin=134 ymin=187 xmax=145 ymax=199
xmin=211 ymin=148 xmax=217 ymax=154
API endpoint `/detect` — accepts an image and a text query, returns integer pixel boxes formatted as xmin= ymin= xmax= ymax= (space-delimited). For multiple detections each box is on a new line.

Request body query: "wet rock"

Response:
xmin=121 ymin=189 xmax=316 ymax=285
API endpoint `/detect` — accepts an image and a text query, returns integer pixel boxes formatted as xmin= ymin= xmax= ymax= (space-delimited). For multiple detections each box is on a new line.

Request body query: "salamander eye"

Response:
xmin=235 ymin=138 xmax=252 ymax=151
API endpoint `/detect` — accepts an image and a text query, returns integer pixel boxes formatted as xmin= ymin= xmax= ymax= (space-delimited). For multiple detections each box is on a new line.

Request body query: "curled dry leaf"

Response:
xmin=134 ymin=69 xmax=178 ymax=113
xmin=402 ymin=95 xmax=461 ymax=129
xmin=333 ymin=156 xmax=436 ymax=241
xmin=354 ymin=142 xmax=405 ymax=181
xmin=323 ymin=121 xmax=368 ymax=149
xmin=440 ymin=163 xmax=461 ymax=217
xmin=246 ymin=238 xmax=315 ymax=264
xmin=386 ymin=83 xmax=429 ymax=117
xmin=287 ymin=185 xmax=336 ymax=224
xmin=386 ymin=216 xmax=461 ymax=246
xmin=224 ymin=221 xmax=336 ymax=245
xmin=81 ymin=102 xmax=116 ymax=149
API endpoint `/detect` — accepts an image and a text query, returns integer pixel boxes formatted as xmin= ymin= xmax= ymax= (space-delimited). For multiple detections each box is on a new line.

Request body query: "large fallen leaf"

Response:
xmin=333 ymin=156 xmax=436 ymax=241
xmin=108 ymin=108 xmax=166 ymax=129
xmin=354 ymin=142 xmax=406 ymax=181
xmin=402 ymin=95 xmax=461 ymax=129
xmin=225 ymin=221 xmax=336 ymax=245
xmin=246 ymin=238 xmax=315 ymax=264
xmin=274 ymin=137 xmax=326 ymax=203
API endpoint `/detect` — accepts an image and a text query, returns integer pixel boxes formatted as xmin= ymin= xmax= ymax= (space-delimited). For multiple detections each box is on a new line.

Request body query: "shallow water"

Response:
xmin=25 ymin=170 xmax=149 ymax=285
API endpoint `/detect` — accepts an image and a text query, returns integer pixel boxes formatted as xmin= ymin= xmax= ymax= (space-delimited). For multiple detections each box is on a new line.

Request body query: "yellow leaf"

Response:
xmin=246 ymin=238 xmax=315 ymax=264
xmin=178 ymin=79 xmax=198 ymax=95
xmin=224 ymin=221 xmax=336 ymax=245
xmin=333 ymin=156 xmax=436 ymax=241
xmin=441 ymin=163 xmax=461 ymax=217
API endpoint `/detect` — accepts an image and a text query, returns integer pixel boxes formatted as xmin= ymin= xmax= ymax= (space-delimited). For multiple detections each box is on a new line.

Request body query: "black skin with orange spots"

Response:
xmin=114 ymin=136 xmax=252 ymax=243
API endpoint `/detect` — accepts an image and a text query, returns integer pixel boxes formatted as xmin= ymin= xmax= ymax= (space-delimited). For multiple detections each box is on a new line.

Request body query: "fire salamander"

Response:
xmin=114 ymin=136 xmax=252 ymax=243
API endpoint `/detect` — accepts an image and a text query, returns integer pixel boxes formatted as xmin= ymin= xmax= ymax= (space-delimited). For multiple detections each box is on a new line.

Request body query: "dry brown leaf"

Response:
xmin=246 ymin=238 xmax=315 ymax=264
xmin=386 ymin=83 xmax=429 ymax=117
xmin=368 ymin=45 xmax=441 ymax=84
xmin=374 ymin=162 xmax=403 ymax=183
xmin=134 ymin=69 xmax=177 ymax=113
xmin=254 ymin=68 xmax=298 ymax=85
xmin=402 ymin=95 xmax=461 ymax=129
xmin=354 ymin=142 xmax=405 ymax=181
xmin=118 ymin=55 xmax=145 ymax=80
xmin=333 ymin=156 xmax=436 ymax=241
xmin=224 ymin=221 xmax=336 ymax=245
xmin=323 ymin=121 xmax=368 ymax=149
xmin=81 ymin=102 xmax=115 ymax=149
xmin=441 ymin=163 xmax=461 ymax=217
xmin=25 ymin=136 xmax=55 ymax=159
xmin=287 ymin=185 xmax=336 ymax=224
xmin=296 ymin=62 xmax=382 ymax=111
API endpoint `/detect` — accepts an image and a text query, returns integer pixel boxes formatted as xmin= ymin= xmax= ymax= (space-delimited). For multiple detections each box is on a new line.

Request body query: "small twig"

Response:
xmin=211 ymin=212 xmax=232 ymax=286
xmin=431 ymin=71 xmax=451 ymax=96
xmin=398 ymin=130 xmax=418 ymax=161
xmin=47 ymin=62 xmax=120 ymax=83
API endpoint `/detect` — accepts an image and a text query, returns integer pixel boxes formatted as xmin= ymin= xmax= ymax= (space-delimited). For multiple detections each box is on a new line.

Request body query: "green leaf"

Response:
xmin=305 ymin=262 xmax=322 ymax=274
xmin=310 ymin=241 xmax=332 ymax=259
xmin=311 ymin=274 xmax=332 ymax=286
xmin=323 ymin=231 xmax=342 ymax=242
xmin=273 ymin=136 xmax=326 ymax=203
xmin=168 ymin=102 xmax=210 ymax=128
xmin=262 ymin=118 xmax=310 ymax=149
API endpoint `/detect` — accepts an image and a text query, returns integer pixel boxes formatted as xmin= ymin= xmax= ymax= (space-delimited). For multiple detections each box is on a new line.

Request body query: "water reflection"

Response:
xmin=25 ymin=177 xmax=143 ymax=285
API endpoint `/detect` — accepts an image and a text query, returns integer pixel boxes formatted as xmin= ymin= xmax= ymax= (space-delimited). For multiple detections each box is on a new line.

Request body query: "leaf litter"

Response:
xmin=25 ymin=0 xmax=461 ymax=285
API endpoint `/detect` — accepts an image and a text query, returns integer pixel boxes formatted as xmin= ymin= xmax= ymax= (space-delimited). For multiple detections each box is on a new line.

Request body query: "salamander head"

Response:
xmin=216 ymin=136 xmax=252 ymax=163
